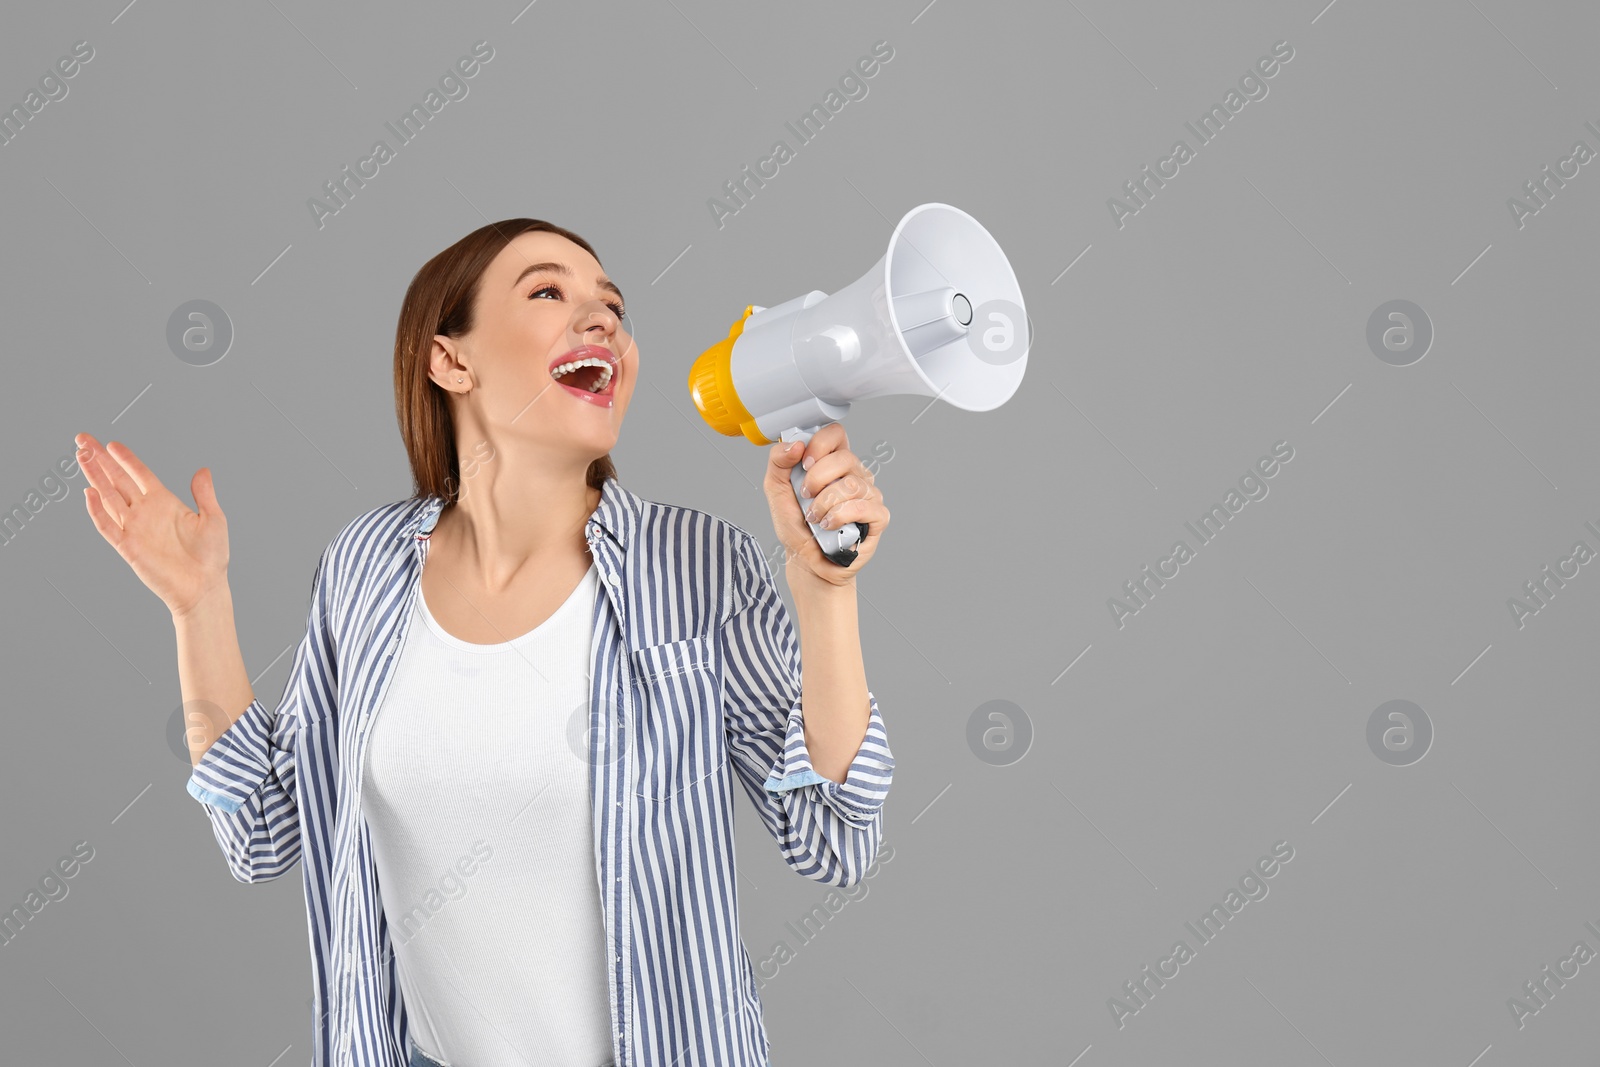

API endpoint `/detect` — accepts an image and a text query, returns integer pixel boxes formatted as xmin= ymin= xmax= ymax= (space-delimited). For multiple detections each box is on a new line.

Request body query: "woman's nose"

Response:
xmin=575 ymin=302 xmax=617 ymax=338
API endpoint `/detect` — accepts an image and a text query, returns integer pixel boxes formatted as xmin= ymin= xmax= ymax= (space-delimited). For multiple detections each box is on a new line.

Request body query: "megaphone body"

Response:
xmin=690 ymin=202 xmax=1029 ymax=566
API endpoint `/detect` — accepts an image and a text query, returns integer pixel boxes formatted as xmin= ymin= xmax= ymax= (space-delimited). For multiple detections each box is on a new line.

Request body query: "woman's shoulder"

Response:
xmin=630 ymin=490 xmax=762 ymax=556
xmin=318 ymin=495 xmax=436 ymax=571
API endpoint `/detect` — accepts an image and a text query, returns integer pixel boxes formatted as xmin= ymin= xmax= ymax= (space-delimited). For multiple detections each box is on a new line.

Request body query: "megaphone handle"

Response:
xmin=781 ymin=425 xmax=866 ymax=568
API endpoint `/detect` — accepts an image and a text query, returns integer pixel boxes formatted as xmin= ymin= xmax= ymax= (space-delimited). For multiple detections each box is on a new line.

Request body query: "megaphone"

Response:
xmin=689 ymin=202 xmax=1029 ymax=566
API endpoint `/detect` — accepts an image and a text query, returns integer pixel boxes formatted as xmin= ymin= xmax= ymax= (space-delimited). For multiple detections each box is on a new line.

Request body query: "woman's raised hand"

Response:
xmin=74 ymin=433 xmax=231 ymax=619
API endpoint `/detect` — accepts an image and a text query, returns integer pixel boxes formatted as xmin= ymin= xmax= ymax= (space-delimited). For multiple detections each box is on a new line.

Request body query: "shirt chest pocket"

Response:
xmin=628 ymin=634 xmax=727 ymax=801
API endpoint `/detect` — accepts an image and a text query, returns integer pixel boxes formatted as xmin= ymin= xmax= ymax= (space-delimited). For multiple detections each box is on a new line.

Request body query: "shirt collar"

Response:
xmin=398 ymin=474 xmax=639 ymax=550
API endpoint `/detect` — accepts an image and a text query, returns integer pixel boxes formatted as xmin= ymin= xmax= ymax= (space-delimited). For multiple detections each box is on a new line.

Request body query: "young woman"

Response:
xmin=74 ymin=218 xmax=896 ymax=1067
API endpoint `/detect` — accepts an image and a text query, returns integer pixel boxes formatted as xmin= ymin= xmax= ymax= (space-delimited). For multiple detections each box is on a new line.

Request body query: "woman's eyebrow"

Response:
xmin=512 ymin=261 xmax=626 ymax=305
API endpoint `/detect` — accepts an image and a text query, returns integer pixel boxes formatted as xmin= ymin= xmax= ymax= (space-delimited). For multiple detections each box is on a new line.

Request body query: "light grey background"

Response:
xmin=2 ymin=0 xmax=1597 ymax=1063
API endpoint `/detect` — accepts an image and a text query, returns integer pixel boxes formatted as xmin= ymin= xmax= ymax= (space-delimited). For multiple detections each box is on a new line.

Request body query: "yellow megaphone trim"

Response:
xmin=687 ymin=304 xmax=774 ymax=445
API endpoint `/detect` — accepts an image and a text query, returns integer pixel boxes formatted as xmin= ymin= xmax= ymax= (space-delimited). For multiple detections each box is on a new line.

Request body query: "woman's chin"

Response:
xmin=563 ymin=426 xmax=622 ymax=458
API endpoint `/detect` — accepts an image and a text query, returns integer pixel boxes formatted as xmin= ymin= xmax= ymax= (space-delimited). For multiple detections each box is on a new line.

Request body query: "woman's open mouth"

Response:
xmin=548 ymin=345 xmax=618 ymax=408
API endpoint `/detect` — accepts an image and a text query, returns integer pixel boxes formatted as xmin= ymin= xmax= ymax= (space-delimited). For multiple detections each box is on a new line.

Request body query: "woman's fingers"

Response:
xmin=71 ymin=431 xmax=228 ymax=616
xmin=89 ymin=441 xmax=145 ymax=509
xmin=816 ymin=487 xmax=886 ymax=531
xmin=103 ymin=439 xmax=165 ymax=497
xmin=82 ymin=485 xmax=125 ymax=549
xmin=804 ymin=466 xmax=874 ymax=523
xmin=77 ymin=445 xmax=130 ymax=527
xmin=190 ymin=466 xmax=221 ymax=519
xmin=797 ymin=448 xmax=862 ymax=501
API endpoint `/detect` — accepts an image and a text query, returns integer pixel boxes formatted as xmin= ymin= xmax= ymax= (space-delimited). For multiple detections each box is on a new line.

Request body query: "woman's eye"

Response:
xmin=529 ymin=283 xmax=624 ymax=320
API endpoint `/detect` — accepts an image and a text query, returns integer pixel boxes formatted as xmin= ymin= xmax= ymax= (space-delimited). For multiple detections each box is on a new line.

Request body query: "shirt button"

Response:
xmin=607 ymin=573 xmax=621 ymax=586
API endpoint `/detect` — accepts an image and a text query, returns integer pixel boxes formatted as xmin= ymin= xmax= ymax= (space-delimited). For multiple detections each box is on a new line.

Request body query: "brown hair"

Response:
xmin=395 ymin=218 xmax=618 ymax=505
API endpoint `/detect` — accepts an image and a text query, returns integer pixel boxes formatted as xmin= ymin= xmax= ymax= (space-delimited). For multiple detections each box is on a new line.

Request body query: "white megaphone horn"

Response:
xmin=689 ymin=202 xmax=1029 ymax=566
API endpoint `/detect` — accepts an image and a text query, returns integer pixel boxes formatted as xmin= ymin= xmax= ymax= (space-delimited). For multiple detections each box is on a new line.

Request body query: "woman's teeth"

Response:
xmin=551 ymin=357 xmax=614 ymax=393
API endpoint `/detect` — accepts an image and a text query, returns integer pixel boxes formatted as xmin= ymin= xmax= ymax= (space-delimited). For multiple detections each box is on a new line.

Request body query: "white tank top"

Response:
xmin=362 ymin=562 xmax=614 ymax=1067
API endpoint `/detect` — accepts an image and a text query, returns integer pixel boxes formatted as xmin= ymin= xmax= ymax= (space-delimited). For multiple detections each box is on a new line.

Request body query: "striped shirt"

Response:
xmin=186 ymin=475 xmax=896 ymax=1067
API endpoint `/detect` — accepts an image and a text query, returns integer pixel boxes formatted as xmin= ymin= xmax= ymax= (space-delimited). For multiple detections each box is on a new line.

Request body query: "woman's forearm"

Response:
xmin=172 ymin=584 xmax=256 ymax=767
xmin=785 ymin=563 xmax=871 ymax=784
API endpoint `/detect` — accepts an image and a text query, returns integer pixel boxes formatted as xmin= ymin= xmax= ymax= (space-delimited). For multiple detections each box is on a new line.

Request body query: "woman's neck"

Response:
xmin=432 ymin=471 xmax=602 ymax=592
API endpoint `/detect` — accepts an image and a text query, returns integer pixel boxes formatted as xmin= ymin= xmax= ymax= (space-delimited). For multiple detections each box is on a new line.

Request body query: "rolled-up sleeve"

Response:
xmin=721 ymin=531 xmax=894 ymax=886
xmin=186 ymin=541 xmax=338 ymax=884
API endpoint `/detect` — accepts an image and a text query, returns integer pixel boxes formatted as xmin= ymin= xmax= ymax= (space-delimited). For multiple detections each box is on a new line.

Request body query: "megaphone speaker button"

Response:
xmin=952 ymin=293 xmax=973 ymax=326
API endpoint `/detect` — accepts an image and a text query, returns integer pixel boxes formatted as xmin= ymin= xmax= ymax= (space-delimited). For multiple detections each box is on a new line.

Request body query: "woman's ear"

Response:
xmin=428 ymin=335 xmax=470 ymax=391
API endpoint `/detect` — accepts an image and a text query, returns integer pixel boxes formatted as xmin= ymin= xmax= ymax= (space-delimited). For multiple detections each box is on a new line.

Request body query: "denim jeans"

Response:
xmin=409 ymin=1041 xmax=447 ymax=1067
